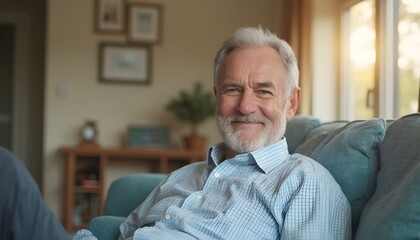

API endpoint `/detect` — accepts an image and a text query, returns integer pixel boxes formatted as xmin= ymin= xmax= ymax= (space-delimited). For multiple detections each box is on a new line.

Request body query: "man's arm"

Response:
xmin=0 ymin=147 xmax=69 ymax=240
xmin=279 ymin=166 xmax=352 ymax=240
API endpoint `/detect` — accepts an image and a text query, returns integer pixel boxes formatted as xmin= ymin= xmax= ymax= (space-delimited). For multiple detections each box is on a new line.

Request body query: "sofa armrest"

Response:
xmin=104 ymin=173 xmax=167 ymax=217
xmin=87 ymin=216 xmax=125 ymax=240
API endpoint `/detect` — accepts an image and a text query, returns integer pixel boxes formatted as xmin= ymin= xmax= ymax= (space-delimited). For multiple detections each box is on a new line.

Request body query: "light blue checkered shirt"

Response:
xmin=118 ymin=139 xmax=351 ymax=240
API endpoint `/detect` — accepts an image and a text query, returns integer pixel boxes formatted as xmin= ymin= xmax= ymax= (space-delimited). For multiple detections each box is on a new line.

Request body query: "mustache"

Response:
xmin=217 ymin=114 xmax=266 ymax=136
xmin=226 ymin=115 xmax=265 ymax=124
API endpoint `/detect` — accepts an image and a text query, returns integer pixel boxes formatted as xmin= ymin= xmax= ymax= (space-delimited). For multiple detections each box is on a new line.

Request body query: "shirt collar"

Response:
xmin=207 ymin=138 xmax=290 ymax=174
xmin=206 ymin=142 xmax=226 ymax=167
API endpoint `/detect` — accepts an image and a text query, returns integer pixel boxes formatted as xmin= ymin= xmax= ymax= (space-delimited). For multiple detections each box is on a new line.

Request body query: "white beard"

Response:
xmin=217 ymin=105 xmax=288 ymax=154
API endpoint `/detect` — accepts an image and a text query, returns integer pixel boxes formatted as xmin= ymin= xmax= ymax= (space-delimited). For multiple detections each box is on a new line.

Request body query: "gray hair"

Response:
xmin=214 ymin=26 xmax=299 ymax=97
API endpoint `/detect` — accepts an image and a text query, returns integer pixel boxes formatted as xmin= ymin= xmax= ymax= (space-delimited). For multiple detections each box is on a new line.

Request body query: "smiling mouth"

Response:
xmin=231 ymin=121 xmax=263 ymax=126
xmin=228 ymin=115 xmax=265 ymax=128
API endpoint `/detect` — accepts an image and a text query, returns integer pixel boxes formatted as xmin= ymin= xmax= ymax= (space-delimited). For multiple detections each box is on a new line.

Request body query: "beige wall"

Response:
xmin=44 ymin=0 xmax=281 ymax=220
xmin=311 ymin=0 xmax=341 ymax=121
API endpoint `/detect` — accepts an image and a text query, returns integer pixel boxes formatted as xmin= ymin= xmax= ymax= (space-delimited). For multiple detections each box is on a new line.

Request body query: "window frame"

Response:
xmin=340 ymin=0 xmax=409 ymax=119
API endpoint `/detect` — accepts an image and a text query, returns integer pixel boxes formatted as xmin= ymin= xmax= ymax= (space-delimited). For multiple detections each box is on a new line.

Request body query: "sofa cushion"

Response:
xmin=355 ymin=113 xmax=420 ymax=240
xmin=285 ymin=115 xmax=322 ymax=153
xmin=294 ymin=118 xmax=386 ymax=231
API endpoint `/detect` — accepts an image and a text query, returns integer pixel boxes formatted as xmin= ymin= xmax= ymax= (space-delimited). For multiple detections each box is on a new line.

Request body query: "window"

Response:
xmin=341 ymin=0 xmax=376 ymax=120
xmin=398 ymin=0 xmax=420 ymax=115
xmin=341 ymin=0 xmax=420 ymax=119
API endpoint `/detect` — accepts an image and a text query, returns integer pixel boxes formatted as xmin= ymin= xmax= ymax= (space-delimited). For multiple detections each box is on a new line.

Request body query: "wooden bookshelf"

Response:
xmin=60 ymin=146 xmax=204 ymax=233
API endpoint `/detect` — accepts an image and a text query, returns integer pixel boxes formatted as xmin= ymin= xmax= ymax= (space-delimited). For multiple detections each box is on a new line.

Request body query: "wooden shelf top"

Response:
xmin=60 ymin=146 xmax=205 ymax=159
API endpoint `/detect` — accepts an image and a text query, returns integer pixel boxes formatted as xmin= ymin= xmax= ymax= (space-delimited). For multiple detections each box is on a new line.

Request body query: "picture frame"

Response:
xmin=126 ymin=126 xmax=171 ymax=148
xmin=127 ymin=2 xmax=163 ymax=44
xmin=99 ymin=43 xmax=152 ymax=84
xmin=95 ymin=0 xmax=126 ymax=33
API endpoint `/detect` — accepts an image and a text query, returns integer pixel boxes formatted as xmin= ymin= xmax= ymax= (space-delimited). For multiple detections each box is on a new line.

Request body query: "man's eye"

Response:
xmin=224 ymin=88 xmax=241 ymax=96
xmin=257 ymin=90 xmax=273 ymax=97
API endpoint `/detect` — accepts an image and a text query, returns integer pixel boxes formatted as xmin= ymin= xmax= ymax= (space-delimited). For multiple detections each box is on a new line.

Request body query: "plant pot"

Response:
xmin=184 ymin=135 xmax=206 ymax=152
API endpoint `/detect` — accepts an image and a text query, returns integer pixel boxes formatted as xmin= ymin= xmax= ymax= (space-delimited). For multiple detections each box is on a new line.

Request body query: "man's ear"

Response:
xmin=213 ymin=86 xmax=217 ymax=97
xmin=286 ymin=87 xmax=301 ymax=121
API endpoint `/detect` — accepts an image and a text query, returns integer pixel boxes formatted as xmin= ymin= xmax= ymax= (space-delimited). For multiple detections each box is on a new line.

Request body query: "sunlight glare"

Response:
xmin=350 ymin=26 xmax=376 ymax=68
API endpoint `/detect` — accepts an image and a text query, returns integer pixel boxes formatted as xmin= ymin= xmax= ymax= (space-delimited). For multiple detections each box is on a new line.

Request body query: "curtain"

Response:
xmin=278 ymin=0 xmax=313 ymax=115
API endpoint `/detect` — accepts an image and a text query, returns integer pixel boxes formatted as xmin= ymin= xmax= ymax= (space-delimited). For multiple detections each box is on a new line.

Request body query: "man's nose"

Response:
xmin=237 ymin=91 xmax=257 ymax=115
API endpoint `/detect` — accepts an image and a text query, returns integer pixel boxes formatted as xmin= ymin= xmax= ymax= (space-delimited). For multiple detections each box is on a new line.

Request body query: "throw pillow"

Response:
xmin=355 ymin=113 xmax=420 ymax=240
xmin=294 ymin=118 xmax=386 ymax=232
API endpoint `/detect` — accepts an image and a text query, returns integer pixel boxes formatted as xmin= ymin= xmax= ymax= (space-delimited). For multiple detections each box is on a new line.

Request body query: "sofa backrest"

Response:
xmin=104 ymin=173 xmax=167 ymax=217
xmin=284 ymin=115 xmax=322 ymax=153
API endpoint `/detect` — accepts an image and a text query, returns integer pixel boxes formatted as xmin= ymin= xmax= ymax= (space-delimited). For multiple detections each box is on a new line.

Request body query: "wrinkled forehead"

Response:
xmin=216 ymin=46 xmax=288 ymax=88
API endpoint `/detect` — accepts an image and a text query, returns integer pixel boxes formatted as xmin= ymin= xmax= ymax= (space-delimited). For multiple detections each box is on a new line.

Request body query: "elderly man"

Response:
xmin=116 ymin=26 xmax=351 ymax=239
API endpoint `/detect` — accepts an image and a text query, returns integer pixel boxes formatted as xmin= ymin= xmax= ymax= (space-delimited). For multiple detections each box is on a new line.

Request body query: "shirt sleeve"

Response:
xmin=71 ymin=229 xmax=98 ymax=240
xmin=279 ymin=165 xmax=352 ymax=240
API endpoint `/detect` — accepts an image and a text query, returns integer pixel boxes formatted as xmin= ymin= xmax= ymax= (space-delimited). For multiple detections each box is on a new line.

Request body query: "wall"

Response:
xmin=44 ymin=0 xmax=281 ymax=220
xmin=311 ymin=0 xmax=341 ymax=121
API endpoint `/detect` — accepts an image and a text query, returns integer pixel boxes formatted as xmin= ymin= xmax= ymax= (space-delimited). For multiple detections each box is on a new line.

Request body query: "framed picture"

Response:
xmin=126 ymin=126 xmax=171 ymax=148
xmin=99 ymin=43 xmax=152 ymax=84
xmin=127 ymin=2 xmax=163 ymax=44
xmin=95 ymin=0 xmax=125 ymax=33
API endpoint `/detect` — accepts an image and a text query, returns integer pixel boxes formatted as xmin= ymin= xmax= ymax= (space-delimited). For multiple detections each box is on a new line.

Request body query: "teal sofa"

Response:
xmin=87 ymin=113 xmax=420 ymax=239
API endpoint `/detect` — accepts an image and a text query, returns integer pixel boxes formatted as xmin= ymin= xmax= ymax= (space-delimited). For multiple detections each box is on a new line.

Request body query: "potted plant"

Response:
xmin=166 ymin=82 xmax=216 ymax=151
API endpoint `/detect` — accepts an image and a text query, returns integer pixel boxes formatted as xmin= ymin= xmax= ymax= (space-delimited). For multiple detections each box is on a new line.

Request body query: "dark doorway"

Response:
xmin=0 ymin=3 xmax=46 ymax=190
xmin=0 ymin=23 xmax=14 ymax=149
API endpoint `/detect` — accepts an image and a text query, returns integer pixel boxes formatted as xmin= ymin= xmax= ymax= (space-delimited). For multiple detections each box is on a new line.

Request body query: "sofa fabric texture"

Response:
xmin=87 ymin=216 xmax=125 ymax=240
xmin=104 ymin=173 xmax=167 ymax=217
xmin=284 ymin=115 xmax=321 ymax=153
xmin=88 ymin=113 xmax=420 ymax=240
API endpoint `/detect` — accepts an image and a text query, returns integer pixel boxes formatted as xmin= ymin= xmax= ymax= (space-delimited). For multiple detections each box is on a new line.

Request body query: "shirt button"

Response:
xmin=196 ymin=195 xmax=202 ymax=199
xmin=214 ymin=172 xmax=220 ymax=178
xmin=164 ymin=214 xmax=171 ymax=220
